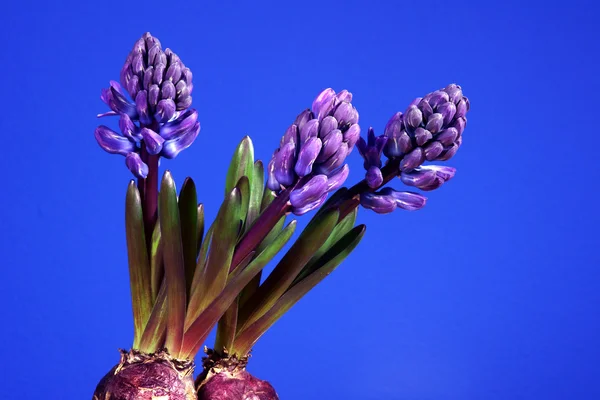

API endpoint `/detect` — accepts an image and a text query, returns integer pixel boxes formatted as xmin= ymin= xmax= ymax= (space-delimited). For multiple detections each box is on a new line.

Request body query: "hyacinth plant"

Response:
xmin=92 ymin=33 xmax=470 ymax=400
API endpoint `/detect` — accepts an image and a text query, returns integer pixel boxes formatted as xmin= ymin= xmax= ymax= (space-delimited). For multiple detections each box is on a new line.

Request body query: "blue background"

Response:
xmin=1 ymin=1 xmax=599 ymax=399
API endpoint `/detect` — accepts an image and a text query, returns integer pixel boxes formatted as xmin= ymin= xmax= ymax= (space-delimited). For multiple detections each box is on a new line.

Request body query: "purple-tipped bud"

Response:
xmin=343 ymin=124 xmax=361 ymax=148
xmin=333 ymin=102 xmax=358 ymax=126
xmin=336 ymin=89 xmax=352 ymax=103
xmin=135 ymin=90 xmax=151 ymax=125
xmin=280 ymin=125 xmax=299 ymax=147
xmin=295 ymin=137 xmax=322 ymax=177
xmin=366 ymin=166 xmax=383 ymax=189
xmin=319 ymin=116 xmax=338 ymax=139
xmin=437 ymin=102 xmax=457 ymax=125
xmin=266 ymin=158 xmax=280 ymax=191
xmin=326 ymin=164 xmax=350 ymax=192
xmin=294 ymin=109 xmax=312 ymax=131
xmin=148 ymin=84 xmax=160 ymax=107
xmin=312 ymin=88 xmax=337 ymax=121
xmin=95 ymin=126 xmax=136 ymax=155
xmin=424 ymin=141 xmax=444 ymax=161
xmin=162 ymin=122 xmax=200 ymax=159
xmin=360 ymin=192 xmax=397 ymax=214
xmin=425 ymin=113 xmax=444 ymax=133
xmin=418 ymin=99 xmax=433 ymax=119
xmin=317 ymin=129 xmax=342 ymax=163
xmin=119 ymin=113 xmax=141 ymax=141
xmin=437 ymin=143 xmax=459 ymax=161
xmin=414 ymin=127 xmax=433 ymax=146
xmin=292 ymin=193 xmax=328 ymax=216
xmin=404 ymin=106 xmax=423 ymax=130
xmin=428 ymin=90 xmax=449 ymax=108
xmin=436 ymin=128 xmax=459 ymax=146
xmin=445 ymin=84 xmax=463 ymax=104
xmin=160 ymin=109 xmax=198 ymax=140
xmin=273 ymin=142 xmax=297 ymax=186
xmin=400 ymin=169 xmax=437 ymax=188
xmin=399 ymin=147 xmax=425 ymax=171
xmin=161 ymin=80 xmax=176 ymax=100
xmin=314 ymin=142 xmax=348 ymax=175
xmin=452 ymin=117 xmax=466 ymax=135
xmin=290 ymin=174 xmax=328 ymax=209
xmin=411 ymin=165 xmax=455 ymax=192
xmin=125 ymin=152 xmax=149 ymax=178
xmin=140 ymin=127 xmax=164 ymax=155
xmin=382 ymin=188 xmax=427 ymax=211
xmin=155 ymin=99 xmax=176 ymax=123
xmin=299 ymin=119 xmax=319 ymax=143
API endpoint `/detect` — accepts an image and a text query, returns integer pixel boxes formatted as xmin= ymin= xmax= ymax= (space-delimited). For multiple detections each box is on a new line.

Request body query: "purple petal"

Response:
xmin=424 ymin=141 xmax=444 ymax=161
xmin=436 ymin=128 xmax=459 ymax=146
xmin=135 ymin=90 xmax=151 ymax=125
xmin=143 ymin=66 xmax=154 ymax=90
xmin=155 ymin=99 xmax=176 ymax=123
xmin=404 ymin=106 xmax=423 ymax=129
xmin=315 ymin=142 xmax=348 ymax=175
xmin=319 ymin=116 xmax=338 ymax=139
xmin=384 ymin=189 xmax=427 ymax=211
xmin=384 ymin=112 xmax=403 ymax=138
xmin=161 ymin=80 xmax=176 ymax=100
xmin=160 ymin=109 xmax=199 ymax=140
xmin=295 ymin=137 xmax=322 ymax=177
xmin=400 ymin=147 xmax=425 ymax=171
xmin=366 ymin=166 xmax=383 ymax=189
xmin=120 ymin=57 xmax=132 ymax=90
xmin=294 ymin=109 xmax=313 ymax=131
xmin=418 ymin=99 xmax=433 ymax=119
xmin=119 ymin=113 xmax=141 ymax=141
xmin=356 ymin=136 xmax=367 ymax=157
xmin=176 ymin=95 xmax=192 ymax=110
xmin=343 ymin=124 xmax=361 ymax=148
xmin=107 ymin=86 xmax=137 ymax=118
xmin=437 ymin=102 xmax=457 ymax=126
xmin=148 ymin=84 xmax=160 ymax=107
xmin=428 ymin=90 xmax=449 ymax=108
xmin=444 ymin=84 xmax=463 ymax=104
xmin=360 ymin=192 xmax=397 ymax=214
xmin=95 ymin=126 xmax=135 ymax=155
xmin=414 ymin=127 xmax=433 ymax=146
xmin=417 ymin=176 xmax=444 ymax=191
xmin=292 ymin=193 xmax=328 ymax=216
xmin=456 ymin=99 xmax=468 ymax=118
xmin=290 ymin=174 xmax=328 ymax=208
xmin=436 ymin=143 xmax=459 ymax=161
xmin=266 ymin=157 xmax=280 ymax=191
xmin=161 ymin=122 xmax=200 ymax=159
xmin=425 ymin=113 xmax=444 ymax=134
xmin=316 ymin=129 xmax=342 ymax=163
xmin=336 ymin=89 xmax=352 ymax=103
xmin=299 ymin=119 xmax=319 ymax=143
xmin=125 ymin=152 xmax=149 ymax=178
xmin=280 ymin=124 xmax=299 ymax=147
xmin=333 ymin=102 xmax=358 ymax=126
xmin=398 ymin=131 xmax=413 ymax=154
xmin=141 ymin=127 xmax=165 ymax=155
xmin=400 ymin=169 xmax=437 ymax=188
xmin=175 ymin=80 xmax=190 ymax=100
xmin=312 ymin=88 xmax=337 ymax=120
xmin=147 ymin=45 xmax=162 ymax=67
xmin=421 ymin=165 xmax=456 ymax=181
xmin=326 ymin=164 xmax=349 ymax=192
xmin=409 ymin=97 xmax=423 ymax=107
xmin=452 ymin=117 xmax=467 ymax=135
xmin=127 ymin=75 xmax=141 ymax=99
xmin=274 ymin=142 xmax=297 ymax=186
xmin=153 ymin=63 xmax=165 ymax=85
xmin=165 ymin=62 xmax=182 ymax=83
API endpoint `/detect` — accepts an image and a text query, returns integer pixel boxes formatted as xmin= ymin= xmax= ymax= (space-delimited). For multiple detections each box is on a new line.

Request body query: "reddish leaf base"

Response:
xmin=196 ymin=349 xmax=279 ymax=400
xmin=93 ymin=349 xmax=197 ymax=400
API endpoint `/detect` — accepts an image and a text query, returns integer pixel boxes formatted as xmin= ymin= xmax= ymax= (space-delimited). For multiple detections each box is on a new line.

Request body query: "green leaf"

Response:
xmin=237 ymin=208 xmax=340 ymax=332
xmin=236 ymin=176 xmax=250 ymax=235
xmin=181 ymin=220 xmax=297 ymax=358
xmin=225 ymin=136 xmax=255 ymax=197
xmin=196 ymin=204 xmax=205 ymax=257
xmin=214 ymin=298 xmax=238 ymax=353
xmin=293 ymin=207 xmax=357 ymax=285
xmin=125 ymin=181 xmax=153 ymax=349
xmin=191 ymin=187 xmax=242 ymax=317
xmin=150 ymin=219 xmax=163 ymax=302
xmin=233 ymin=224 xmax=366 ymax=355
xmin=159 ymin=171 xmax=187 ymax=357
xmin=245 ymin=161 xmax=264 ymax=230
xmin=139 ymin=282 xmax=168 ymax=353
xmin=186 ymin=225 xmax=214 ymax=329
xmin=260 ymin=185 xmax=276 ymax=212
xmin=178 ymin=177 xmax=198 ymax=298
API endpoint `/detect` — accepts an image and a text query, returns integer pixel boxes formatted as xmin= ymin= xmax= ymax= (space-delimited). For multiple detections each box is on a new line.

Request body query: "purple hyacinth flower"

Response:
xmin=162 ymin=122 xmax=200 ymax=159
xmin=295 ymin=137 xmax=322 ymax=177
xmin=357 ymin=127 xmax=388 ymax=189
xmin=266 ymin=158 xmax=280 ymax=191
xmin=274 ymin=142 xmax=297 ymax=187
xmin=95 ymin=33 xmax=200 ymax=177
xmin=290 ymin=175 xmax=328 ymax=209
xmin=359 ymin=192 xmax=397 ymax=214
xmin=312 ymin=88 xmax=337 ymax=121
xmin=125 ymin=152 xmax=149 ymax=178
xmin=326 ymin=164 xmax=350 ymax=192
xmin=292 ymin=193 xmax=328 ymax=216
xmin=381 ymin=188 xmax=427 ymax=211
xmin=95 ymin=126 xmax=136 ymax=155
